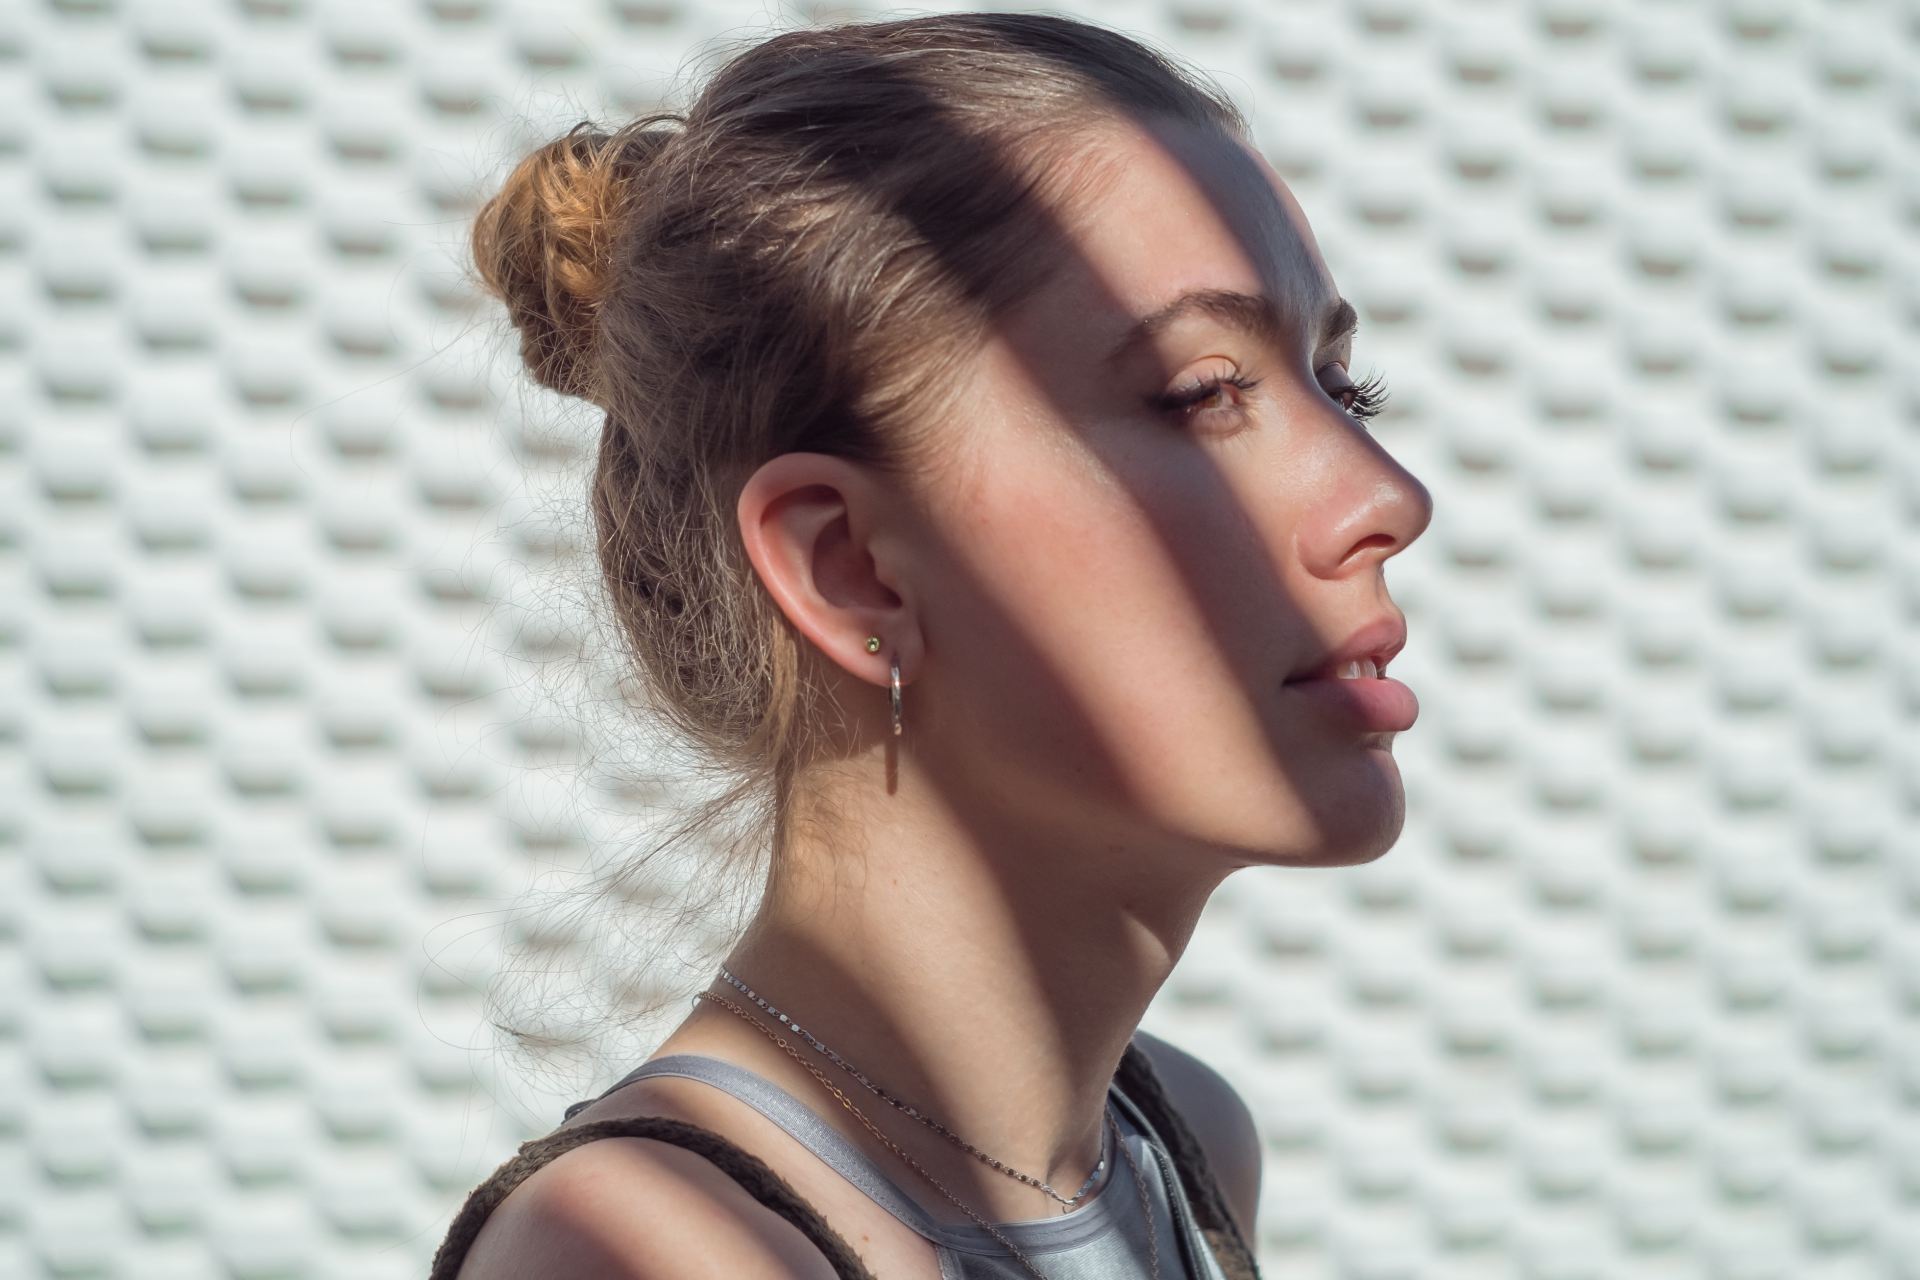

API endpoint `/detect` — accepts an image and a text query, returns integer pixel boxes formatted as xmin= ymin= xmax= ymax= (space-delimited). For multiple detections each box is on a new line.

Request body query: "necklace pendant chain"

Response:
xmin=717 ymin=968 xmax=1110 ymax=1205
xmin=695 ymin=972 xmax=1162 ymax=1280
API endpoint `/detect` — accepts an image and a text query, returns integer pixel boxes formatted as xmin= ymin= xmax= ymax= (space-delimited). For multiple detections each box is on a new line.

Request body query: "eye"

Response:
xmin=1149 ymin=369 xmax=1263 ymax=427
xmin=1322 ymin=365 xmax=1392 ymax=425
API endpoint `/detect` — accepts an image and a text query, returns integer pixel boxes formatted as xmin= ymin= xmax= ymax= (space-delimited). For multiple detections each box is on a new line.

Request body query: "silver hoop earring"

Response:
xmin=889 ymin=652 xmax=903 ymax=736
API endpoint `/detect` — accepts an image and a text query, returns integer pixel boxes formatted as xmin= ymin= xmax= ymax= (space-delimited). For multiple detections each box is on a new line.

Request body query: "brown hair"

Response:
xmin=468 ymin=12 xmax=1246 ymax=1064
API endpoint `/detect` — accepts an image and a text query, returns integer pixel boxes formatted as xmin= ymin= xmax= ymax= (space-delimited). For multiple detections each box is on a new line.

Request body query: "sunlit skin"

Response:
xmin=611 ymin=113 xmax=1433 ymax=1242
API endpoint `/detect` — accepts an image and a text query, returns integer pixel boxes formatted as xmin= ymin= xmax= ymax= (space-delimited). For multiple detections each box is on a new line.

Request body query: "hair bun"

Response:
xmin=469 ymin=120 xmax=674 ymax=404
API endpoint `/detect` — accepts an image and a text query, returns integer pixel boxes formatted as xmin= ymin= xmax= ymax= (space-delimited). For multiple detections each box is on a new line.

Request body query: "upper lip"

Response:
xmin=1286 ymin=614 xmax=1408 ymax=682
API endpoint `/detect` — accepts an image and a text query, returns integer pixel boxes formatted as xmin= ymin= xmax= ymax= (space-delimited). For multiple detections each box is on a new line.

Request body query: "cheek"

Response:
xmin=941 ymin=436 xmax=1289 ymax=778
xmin=954 ymin=437 xmax=1189 ymax=653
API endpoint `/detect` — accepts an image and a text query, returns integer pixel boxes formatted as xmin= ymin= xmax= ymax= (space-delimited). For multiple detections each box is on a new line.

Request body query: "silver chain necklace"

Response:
xmin=720 ymin=967 xmax=1105 ymax=1205
xmin=701 ymin=969 xmax=1163 ymax=1280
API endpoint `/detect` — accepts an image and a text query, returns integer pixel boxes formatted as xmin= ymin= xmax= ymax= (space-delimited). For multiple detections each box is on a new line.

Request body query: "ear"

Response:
xmin=734 ymin=451 xmax=920 ymax=688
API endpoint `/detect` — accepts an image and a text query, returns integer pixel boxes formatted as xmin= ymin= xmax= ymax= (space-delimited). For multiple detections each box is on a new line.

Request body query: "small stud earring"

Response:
xmin=865 ymin=635 xmax=881 ymax=653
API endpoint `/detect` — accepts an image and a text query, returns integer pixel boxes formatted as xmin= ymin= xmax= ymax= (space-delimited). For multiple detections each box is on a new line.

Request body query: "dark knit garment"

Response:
xmin=430 ymin=1038 xmax=1262 ymax=1280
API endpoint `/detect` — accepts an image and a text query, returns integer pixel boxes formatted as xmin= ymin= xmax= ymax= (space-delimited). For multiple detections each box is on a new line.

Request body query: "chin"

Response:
xmin=1242 ymin=811 xmax=1408 ymax=869
xmin=1312 ymin=838 xmax=1402 ymax=869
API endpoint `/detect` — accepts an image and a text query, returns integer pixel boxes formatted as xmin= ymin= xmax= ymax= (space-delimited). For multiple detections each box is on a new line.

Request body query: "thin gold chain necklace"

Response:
xmin=694 ymin=988 xmax=1162 ymax=1280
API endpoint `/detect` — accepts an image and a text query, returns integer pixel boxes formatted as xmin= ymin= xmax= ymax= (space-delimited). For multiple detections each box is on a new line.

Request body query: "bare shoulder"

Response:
xmin=452 ymin=1132 xmax=843 ymax=1280
xmin=1129 ymin=1028 xmax=1264 ymax=1241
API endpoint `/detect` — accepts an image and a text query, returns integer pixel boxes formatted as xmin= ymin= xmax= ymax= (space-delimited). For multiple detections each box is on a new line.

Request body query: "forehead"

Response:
xmin=1035 ymin=116 xmax=1337 ymax=354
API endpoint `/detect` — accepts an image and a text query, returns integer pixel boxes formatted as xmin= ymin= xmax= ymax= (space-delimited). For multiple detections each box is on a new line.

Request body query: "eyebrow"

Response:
xmin=1102 ymin=290 xmax=1358 ymax=367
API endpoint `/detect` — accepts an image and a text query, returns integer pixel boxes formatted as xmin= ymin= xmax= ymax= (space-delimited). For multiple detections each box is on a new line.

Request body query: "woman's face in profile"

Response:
xmin=910 ymin=113 xmax=1434 ymax=872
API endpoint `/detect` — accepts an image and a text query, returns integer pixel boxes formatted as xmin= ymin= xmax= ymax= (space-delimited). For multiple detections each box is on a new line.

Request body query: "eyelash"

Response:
xmin=1154 ymin=368 xmax=1392 ymax=427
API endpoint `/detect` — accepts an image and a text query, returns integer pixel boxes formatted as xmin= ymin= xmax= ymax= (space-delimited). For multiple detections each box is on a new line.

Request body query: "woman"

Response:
xmin=433 ymin=11 xmax=1430 ymax=1279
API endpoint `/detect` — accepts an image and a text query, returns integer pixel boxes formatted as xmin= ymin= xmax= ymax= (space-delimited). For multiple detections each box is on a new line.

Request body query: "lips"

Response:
xmin=1285 ymin=670 xmax=1419 ymax=732
xmin=1286 ymin=614 xmax=1409 ymax=684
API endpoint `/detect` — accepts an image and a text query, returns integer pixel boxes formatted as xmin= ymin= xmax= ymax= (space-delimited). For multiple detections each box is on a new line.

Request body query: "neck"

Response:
xmin=666 ymin=768 xmax=1233 ymax=1223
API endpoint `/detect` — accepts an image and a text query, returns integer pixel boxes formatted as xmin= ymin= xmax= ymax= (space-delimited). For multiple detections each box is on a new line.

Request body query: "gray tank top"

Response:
xmin=562 ymin=1047 xmax=1233 ymax=1280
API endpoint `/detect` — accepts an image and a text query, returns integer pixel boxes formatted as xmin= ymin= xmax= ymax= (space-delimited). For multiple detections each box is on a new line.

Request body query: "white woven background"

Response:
xmin=3 ymin=0 xmax=1915 ymax=1276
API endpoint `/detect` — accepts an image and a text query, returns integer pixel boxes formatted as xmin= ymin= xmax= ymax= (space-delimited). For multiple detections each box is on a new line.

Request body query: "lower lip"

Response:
xmin=1284 ymin=675 xmax=1419 ymax=732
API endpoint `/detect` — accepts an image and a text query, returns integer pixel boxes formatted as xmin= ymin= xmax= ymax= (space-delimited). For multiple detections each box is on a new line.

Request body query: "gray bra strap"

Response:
xmin=1104 ymin=1076 xmax=1219 ymax=1280
xmin=560 ymin=1043 xmax=1213 ymax=1266
xmin=569 ymin=1052 xmax=956 ymax=1238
